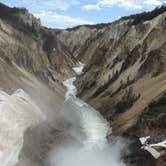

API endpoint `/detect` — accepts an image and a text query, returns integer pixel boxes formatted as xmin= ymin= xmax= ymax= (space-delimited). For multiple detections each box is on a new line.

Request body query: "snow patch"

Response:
xmin=142 ymin=146 xmax=160 ymax=159
xmin=139 ymin=136 xmax=150 ymax=145
xmin=139 ymin=136 xmax=166 ymax=159
xmin=150 ymin=140 xmax=166 ymax=149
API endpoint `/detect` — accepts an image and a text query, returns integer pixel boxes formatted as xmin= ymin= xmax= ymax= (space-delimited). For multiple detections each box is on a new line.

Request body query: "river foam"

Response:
xmin=48 ymin=63 xmax=126 ymax=166
xmin=63 ymin=63 xmax=110 ymax=149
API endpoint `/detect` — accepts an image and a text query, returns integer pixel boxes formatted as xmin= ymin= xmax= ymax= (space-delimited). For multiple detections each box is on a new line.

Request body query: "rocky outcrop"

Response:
xmin=0 ymin=3 xmax=77 ymax=93
xmin=58 ymin=26 xmax=96 ymax=58
xmin=16 ymin=7 xmax=41 ymax=31
xmin=0 ymin=4 xmax=77 ymax=166
xmin=0 ymin=3 xmax=166 ymax=165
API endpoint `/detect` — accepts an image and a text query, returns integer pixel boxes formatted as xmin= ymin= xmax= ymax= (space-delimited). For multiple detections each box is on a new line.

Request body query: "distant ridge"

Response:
xmin=66 ymin=5 xmax=166 ymax=31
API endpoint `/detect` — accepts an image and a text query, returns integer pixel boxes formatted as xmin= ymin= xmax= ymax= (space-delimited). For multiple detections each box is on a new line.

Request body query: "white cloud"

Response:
xmin=42 ymin=0 xmax=79 ymax=11
xmin=83 ymin=0 xmax=165 ymax=11
xmin=13 ymin=0 xmax=79 ymax=12
xmin=98 ymin=0 xmax=141 ymax=9
xmin=83 ymin=0 xmax=142 ymax=11
xmin=143 ymin=0 xmax=163 ymax=6
xmin=83 ymin=4 xmax=101 ymax=11
xmin=42 ymin=0 xmax=70 ymax=11
xmin=34 ymin=12 xmax=94 ymax=28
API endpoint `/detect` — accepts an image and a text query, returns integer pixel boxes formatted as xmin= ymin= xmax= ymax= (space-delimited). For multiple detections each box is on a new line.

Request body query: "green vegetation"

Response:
xmin=66 ymin=5 xmax=166 ymax=31
xmin=41 ymin=30 xmax=57 ymax=56
xmin=136 ymin=93 xmax=166 ymax=129
xmin=121 ymin=5 xmax=166 ymax=25
xmin=66 ymin=23 xmax=112 ymax=31
xmin=0 ymin=3 xmax=38 ymax=37
xmin=115 ymin=94 xmax=140 ymax=114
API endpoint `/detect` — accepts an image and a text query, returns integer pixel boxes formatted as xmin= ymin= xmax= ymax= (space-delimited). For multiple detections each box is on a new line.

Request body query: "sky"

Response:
xmin=0 ymin=0 xmax=166 ymax=29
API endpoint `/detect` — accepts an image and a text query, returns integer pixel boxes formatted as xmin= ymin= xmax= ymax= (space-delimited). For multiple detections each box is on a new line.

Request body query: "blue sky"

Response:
xmin=1 ymin=0 xmax=166 ymax=28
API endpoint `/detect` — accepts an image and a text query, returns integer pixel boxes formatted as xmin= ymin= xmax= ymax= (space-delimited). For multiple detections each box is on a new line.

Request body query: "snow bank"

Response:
xmin=150 ymin=140 xmax=166 ymax=148
xmin=139 ymin=136 xmax=166 ymax=159
xmin=143 ymin=146 xmax=160 ymax=159
xmin=139 ymin=136 xmax=150 ymax=145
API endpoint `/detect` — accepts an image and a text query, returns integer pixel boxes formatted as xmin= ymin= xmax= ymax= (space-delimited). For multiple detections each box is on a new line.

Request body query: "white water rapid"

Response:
xmin=0 ymin=63 xmax=126 ymax=166
xmin=63 ymin=76 xmax=110 ymax=149
xmin=48 ymin=63 xmax=126 ymax=166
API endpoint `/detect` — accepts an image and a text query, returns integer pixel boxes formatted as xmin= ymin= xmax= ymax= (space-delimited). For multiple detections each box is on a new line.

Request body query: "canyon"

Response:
xmin=0 ymin=3 xmax=166 ymax=166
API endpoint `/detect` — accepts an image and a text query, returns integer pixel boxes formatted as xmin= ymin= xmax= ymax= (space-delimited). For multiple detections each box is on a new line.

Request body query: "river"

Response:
xmin=0 ymin=63 xmax=126 ymax=166
xmin=47 ymin=63 xmax=126 ymax=166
